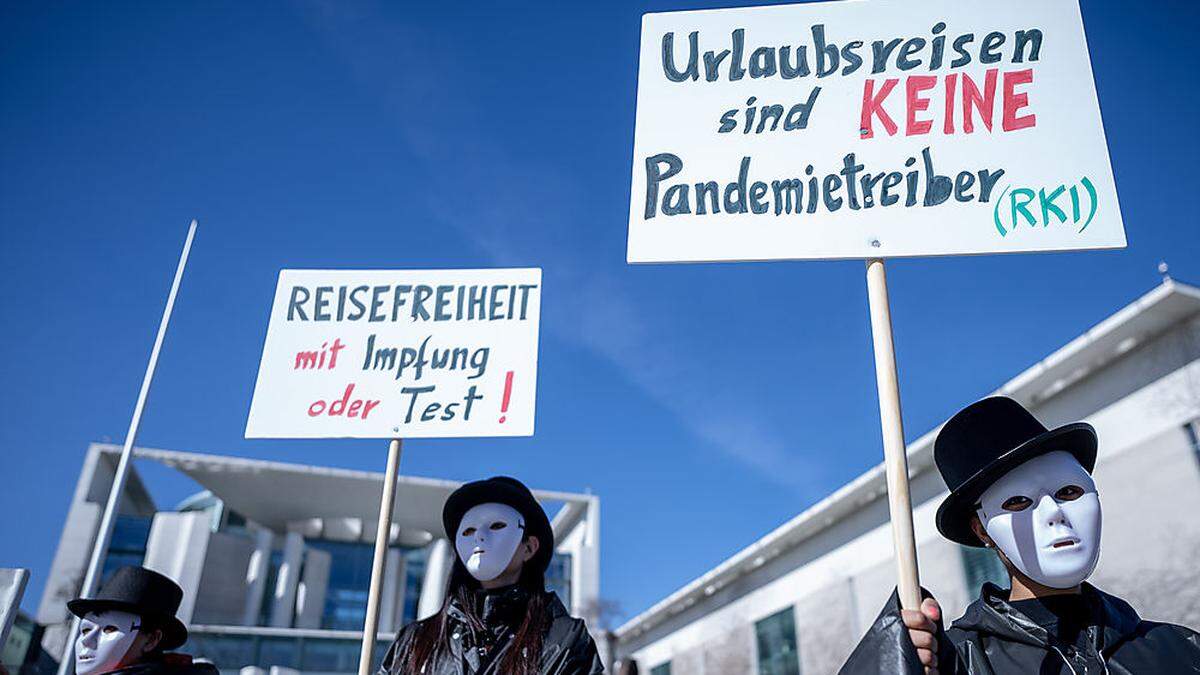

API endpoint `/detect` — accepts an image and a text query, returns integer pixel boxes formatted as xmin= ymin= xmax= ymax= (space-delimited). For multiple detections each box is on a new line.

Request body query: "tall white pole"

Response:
xmin=865 ymin=258 xmax=922 ymax=611
xmin=358 ymin=438 xmax=404 ymax=675
xmin=57 ymin=221 xmax=198 ymax=675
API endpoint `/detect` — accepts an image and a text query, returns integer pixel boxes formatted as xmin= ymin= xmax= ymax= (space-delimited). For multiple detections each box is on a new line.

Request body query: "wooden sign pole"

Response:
xmin=358 ymin=437 xmax=404 ymax=675
xmin=865 ymin=258 xmax=922 ymax=611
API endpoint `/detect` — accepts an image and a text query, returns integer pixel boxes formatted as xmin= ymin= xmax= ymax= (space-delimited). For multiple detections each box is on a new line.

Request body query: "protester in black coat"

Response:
xmin=844 ymin=583 xmax=1200 ymax=674
xmin=377 ymin=476 xmax=603 ymax=675
xmin=839 ymin=397 xmax=1200 ymax=675
xmin=68 ymin=566 xmax=218 ymax=675
xmin=379 ymin=583 xmax=602 ymax=675
xmin=947 ymin=582 xmax=1200 ymax=673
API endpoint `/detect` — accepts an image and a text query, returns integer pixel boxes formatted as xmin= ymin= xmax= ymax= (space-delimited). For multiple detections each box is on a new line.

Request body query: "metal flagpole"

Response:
xmin=358 ymin=438 xmax=404 ymax=675
xmin=56 ymin=220 xmax=198 ymax=675
xmin=865 ymin=258 xmax=922 ymax=611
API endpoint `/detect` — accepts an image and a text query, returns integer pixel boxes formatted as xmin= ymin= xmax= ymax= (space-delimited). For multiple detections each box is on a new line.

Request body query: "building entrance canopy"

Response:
xmin=104 ymin=446 xmax=588 ymax=544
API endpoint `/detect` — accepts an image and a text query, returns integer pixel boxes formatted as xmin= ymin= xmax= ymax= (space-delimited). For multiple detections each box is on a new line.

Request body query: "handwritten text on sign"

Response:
xmin=627 ymin=0 xmax=1125 ymax=262
xmin=245 ymin=268 xmax=541 ymax=439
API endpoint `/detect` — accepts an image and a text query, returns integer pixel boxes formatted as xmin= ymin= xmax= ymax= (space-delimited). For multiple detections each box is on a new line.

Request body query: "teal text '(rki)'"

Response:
xmin=993 ymin=177 xmax=1098 ymax=237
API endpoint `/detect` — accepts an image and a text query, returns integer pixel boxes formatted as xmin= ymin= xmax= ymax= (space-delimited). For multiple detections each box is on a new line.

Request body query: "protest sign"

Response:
xmin=246 ymin=268 xmax=541 ymax=439
xmin=626 ymin=0 xmax=1125 ymax=611
xmin=244 ymin=267 xmax=542 ymax=674
xmin=628 ymin=0 xmax=1125 ymax=263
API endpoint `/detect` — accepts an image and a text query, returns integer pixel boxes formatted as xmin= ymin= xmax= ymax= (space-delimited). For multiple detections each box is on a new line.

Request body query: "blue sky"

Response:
xmin=2 ymin=0 xmax=1197 ymax=625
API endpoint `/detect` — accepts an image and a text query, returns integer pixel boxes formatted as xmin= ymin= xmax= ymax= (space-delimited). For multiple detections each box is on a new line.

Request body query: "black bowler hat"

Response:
xmin=68 ymin=566 xmax=189 ymax=650
xmin=443 ymin=476 xmax=555 ymax=574
xmin=934 ymin=396 xmax=1097 ymax=547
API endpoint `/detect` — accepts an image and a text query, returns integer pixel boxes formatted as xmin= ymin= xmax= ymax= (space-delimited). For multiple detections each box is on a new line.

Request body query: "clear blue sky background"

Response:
xmin=2 ymin=0 xmax=1197 ymax=624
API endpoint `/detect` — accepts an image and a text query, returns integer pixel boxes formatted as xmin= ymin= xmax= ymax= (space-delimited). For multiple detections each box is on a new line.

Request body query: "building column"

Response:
xmin=571 ymin=497 xmax=601 ymax=620
xmin=295 ymin=547 xmax=331 ymax=629
xmin=269 ymin=532 xmax=304 ymax=628
xmin=241 ymin=529 xmax=274 ymax=626
xmin=417 ymin=539 xmax=452 ymax=620
xmin=378 ymin=548 xmax=404 ymax=633
xmin=393 ymin=552 xmax=409 ymax=629
xmin=553 ymin=497 xmax=604 ymax=665
xmin=143 ymin=511 xmax=211 ymax=623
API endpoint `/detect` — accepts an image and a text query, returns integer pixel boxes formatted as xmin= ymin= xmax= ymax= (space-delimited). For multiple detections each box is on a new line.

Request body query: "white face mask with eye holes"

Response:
xmin=454 ymin=503 xmax=527 ymax=582
xmin=976 ymin=450 xmax=1102 ymax=589
xmin=76 ymin=610 xmax=142 ymax=675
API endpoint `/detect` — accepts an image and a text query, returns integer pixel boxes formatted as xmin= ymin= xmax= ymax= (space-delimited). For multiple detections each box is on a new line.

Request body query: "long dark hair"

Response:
xmin=401 ymin=547 xmax=550 ymax=674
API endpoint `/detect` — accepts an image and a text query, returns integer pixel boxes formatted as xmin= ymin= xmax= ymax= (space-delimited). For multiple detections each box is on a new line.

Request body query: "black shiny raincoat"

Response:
xmin=377 ymin=588 xmax=603 ymax=675
xmin=839 ymin=584 xmax=1200 ymax=675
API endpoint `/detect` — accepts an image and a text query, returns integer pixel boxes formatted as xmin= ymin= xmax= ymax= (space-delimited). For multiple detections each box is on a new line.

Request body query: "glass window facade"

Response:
xmin=305 ymin=540 xmax=428 ymax=631
xmin=257 ymin=637 xmax=301 ymax=669
xmin=257 ymin=550 xmax=284 ymax=627
xmin=960 ymin=545 xmax=1008 ymax=592
xmin=101 ymin=515 xmax=152 ymax=579
xmin=183 ymin=634 xmax=255 ymax=675
xmin=400 ymin=546 xmax=427 ymax=627
xmin=755 ymin=606 xmax=801 ymax=675
xmin=305 ymin=540 xmax=376 ymax=630
xmin=300 ymin=638 xmax=360 ymax=674
xmin=545 ymin=552 xmax=572 ymax=607
xmin=649 ymin=662 xmax=672 ymax=675
xmin=184 ymin=633 xmax=391 ymax=675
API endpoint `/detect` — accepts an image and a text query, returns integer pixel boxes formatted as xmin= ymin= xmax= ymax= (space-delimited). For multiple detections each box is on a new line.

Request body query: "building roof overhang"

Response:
xmin=92 ymin=444 xmax=593 ymax=546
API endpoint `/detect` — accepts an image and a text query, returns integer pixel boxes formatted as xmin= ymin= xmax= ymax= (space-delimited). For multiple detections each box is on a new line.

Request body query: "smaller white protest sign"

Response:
xmin=246 ymin=268 xmax=541 ymax=439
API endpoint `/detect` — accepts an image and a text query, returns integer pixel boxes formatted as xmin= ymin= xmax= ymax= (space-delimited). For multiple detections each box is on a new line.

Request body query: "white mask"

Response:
xmin=76 ymin=610 xmax=142 ymax=675
xmin=454 ymin=503 xmax=526 ymax=582
xmin=976 ymin=450 xmax=1102 ymax=589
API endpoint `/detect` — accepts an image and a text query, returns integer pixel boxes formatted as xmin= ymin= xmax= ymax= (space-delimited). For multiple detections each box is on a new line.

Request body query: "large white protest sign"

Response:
xmin=246 ymin=268 xmax=541 ymax=439
xmin=628 ymin=0 xmax=1125 ymax=262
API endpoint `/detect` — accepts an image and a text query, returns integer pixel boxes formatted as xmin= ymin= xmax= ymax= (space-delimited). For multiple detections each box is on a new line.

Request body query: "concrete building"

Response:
xmin=615 ymin=279 xmax=1200 ymax=675
xmin=38 ymin=449 xmax=601 ymax=674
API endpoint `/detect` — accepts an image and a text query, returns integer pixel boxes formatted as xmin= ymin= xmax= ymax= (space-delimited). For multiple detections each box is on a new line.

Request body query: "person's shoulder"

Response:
xmin=944 ymin=622 xmax=971 ymax=640
xmin=1085 ymin=585 xmax=1200 ymax=656
xmin=374 ymin=617 xmax=436 ymax=675
xmin=946 ymin=593 xmax=988 ymax=635
xmin=397 ymin=615 xmax=434 ymax=637
xmin=388 ymin=615 xmax=438 ymax=653
xmin=943 ymin=621 xmax=979 ymax=659
xmin=542 ymin=592 xmax=602 ymax=648
xmin=538 ymin=594 xmax=605 ymax=674
xmin=944 ymin=594 xmax=995 ymax=658
xmin=1107 ymin=618 xmax=1200 ymax=670
xmin=558 ymin=614 xmax=595 ymax=641
xmin=543 ymin=593 xmax=589 ymax=629
xmin=1131 ymin=619 xmax=1200 ymax=642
